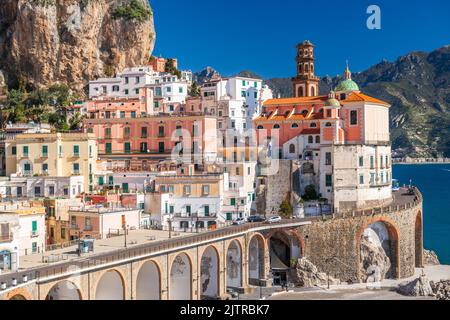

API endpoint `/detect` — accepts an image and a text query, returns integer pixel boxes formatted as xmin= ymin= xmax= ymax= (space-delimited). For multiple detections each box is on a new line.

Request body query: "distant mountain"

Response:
xmin=193 ymin=67 xmax=221 ymax=84
xmin=235 ymin=70 xmax=263 ymax=79
xmin=265 ymin=46 xmax=450 ymax=158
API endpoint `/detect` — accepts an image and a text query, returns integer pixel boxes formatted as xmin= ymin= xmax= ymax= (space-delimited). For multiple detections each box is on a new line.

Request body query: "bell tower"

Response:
xmin=292 ymin=40 xmax=320 ymax=97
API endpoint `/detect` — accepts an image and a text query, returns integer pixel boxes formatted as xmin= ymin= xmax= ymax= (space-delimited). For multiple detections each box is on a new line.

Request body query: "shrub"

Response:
xmin=112 ymin=0 xmax=153 ymax=23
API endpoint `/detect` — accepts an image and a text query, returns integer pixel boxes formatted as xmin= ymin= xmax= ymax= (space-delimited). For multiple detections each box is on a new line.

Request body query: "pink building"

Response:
xmin=84 ymin=115 xmax=218 ymax=168
xmin=85 ymin=87 xmax=155 ymax=120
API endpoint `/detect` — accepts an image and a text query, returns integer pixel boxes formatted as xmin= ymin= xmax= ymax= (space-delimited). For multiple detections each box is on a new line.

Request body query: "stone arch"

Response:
xmin=415 ymin=211 xmax=424 ymax=268
xmin=95 ymin=269 xmax=126 ymax=300
xmin=267 ymin=230 xmax=303 ymax=286
xmin=248 ymin=234 xmax=266 ymax=285
xmin=200 ymin=245 xmax=220 ymax=299
xmin=45 ymin=280 xmax=82 ymax=300
xmin=5 ymin=288 xmax=32 ymax=300
xmin=298 ymin=86 xmax=304 ymax=97
xmin=136 ymin=260 xmax=161 ymax=300
xmin=357 ymin=218 xmax=400 ymax=281
xmin=226 ymin=240 xmax=243 ymax=289
xmin=170 ymin=253 xmax=192 ymax=300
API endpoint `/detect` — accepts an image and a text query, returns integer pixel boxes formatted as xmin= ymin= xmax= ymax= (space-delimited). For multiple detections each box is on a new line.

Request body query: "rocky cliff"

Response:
xmin=0 ymin=0 xmax=156 ymax=95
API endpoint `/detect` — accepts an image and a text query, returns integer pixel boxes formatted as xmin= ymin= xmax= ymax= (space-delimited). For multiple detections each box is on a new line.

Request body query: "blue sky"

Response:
xmin=150 ymin=0 xmax=450 ymax=79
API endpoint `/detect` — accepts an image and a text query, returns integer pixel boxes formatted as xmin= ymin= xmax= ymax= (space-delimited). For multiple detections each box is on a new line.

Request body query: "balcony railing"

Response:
xmin=42 ymin=153 xmax=48 ymax=158
xmin=0 ymin=233 xmax=13 ymax=243
xmin=30 ymin=231 xmax=39 ymax=238
xmin=84 ymin=225 xmax=93 ymax=231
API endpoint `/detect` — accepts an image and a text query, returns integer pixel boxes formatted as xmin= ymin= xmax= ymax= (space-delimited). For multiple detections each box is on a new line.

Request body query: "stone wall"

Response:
xmin=296 ymin=202 xmax=423 ymax=283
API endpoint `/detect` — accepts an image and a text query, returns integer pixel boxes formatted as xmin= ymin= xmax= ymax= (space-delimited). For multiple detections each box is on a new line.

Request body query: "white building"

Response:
xmin=200 ymin=76 xmax=273 ymax=132
xmin=0 ymin=213 xmax=19 ymax=273
xmin=89 ymin=67 xmax=190 ymax=105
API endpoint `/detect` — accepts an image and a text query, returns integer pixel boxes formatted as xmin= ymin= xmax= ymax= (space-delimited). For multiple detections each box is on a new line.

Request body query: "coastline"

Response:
xmin=394 ymin=162 xmax=450 ymax=165
xmin=393 ymin=159 xmax=450 ymax=165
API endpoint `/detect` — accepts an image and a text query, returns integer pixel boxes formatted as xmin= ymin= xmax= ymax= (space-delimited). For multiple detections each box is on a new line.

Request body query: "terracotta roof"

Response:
xmin=300 ymin=129 xmax=321 ymax=135
xmin=343 ymin=92 xmax=390 ymax=106
xmin=264 ymin=96 xmax=327 ymax=106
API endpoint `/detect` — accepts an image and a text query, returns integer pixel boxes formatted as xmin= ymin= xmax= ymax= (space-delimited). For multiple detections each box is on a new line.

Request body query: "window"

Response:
xmin=105 ymin=111 xmax=111 ymax=119
xmin=241 ymin=91 xmax=246 ymax=98
xmin=105 ymin=128 xmax=112 ymax=139
xmin=236 ymin=167 xmax=240 ymax=175
xmin=124 ymin=89 xmax=129 ymax=95
xmin=186 ymin=205 xmax=192 ymax=215
xmin=73 ymin=145 xmax=80 ymax=157
xmin=124 ymin=142 xmax=131 ymax=154
xmin=179 ymin=87 xmax=183 ymax=93
xmin=120 ymin=111 xmax=125 ymax=118
xmin=289 ymin=144 xmax=296 ymax=154
xmin=166 ymin=86 xmax=172 ymax=93
xmin=24 ymin=163 xmax=31 ymax=174
xmin=112 ymin=85 xmax=120 ymax=92
xmin=325 ymin=122 xmax=332 ymax=127
xmin=325 ymin=175 xmax=333 ymax=187
xmin=359 ymin=156 xmax=364 ymax=167
xmin=380 ymin=172 xmax=384 ymax=184
xmin=315 ymin=136 xmax=321 ymax=144
xmin=42 ymin=145 xmax=48 ymax=157
xmin=202 ymin=185 xmax=210 ymax=195
xmin=230 ymin=198 xmax=236 ymax=206
xmin=183 ymin=185 xmax=191 ymax=195
xmin=105 ymin=143 xmax=112 ymax=154
xmin=89 ymin=145 xmax=93 ymax=158
xmin=85 ymin=217 xmax=92 ymax=231
xmin=34 ymin=186 xmax=41 ymax=196
xmin=135 ymin=76 xmax=140 ymax=84
xmin=131 ymin=111 xmax=136 ymax=118
xmin=273 ymin=124 xmax=280 ymax=129
xmin=254 ymin=92 xmax=258 ymax=99
xmin=158 ymin=126 xmax=165 ymax=137
xmin=257 ymin=125 xmax=264 ymax=130
xmin=308 ymin=136 xmax=314 ymax=144
xmin=326 ymin=109 xmax=332 ymax=118
xmin=380 ymin=156 xmax=384 ymax=168
xmin=23 ymin=146 xmax=29 ymax=157
xmin=359 ymin=175 xmax=365 ymax=185
xmin=32 ymin=242 xmax=38 ymax=253
xmin=140 ymin=142 xmax=148 ymax=153
xmin=122 ymin=183 xmax=129 ymax=193
xmin=11 ymin=146 xmax=16 ymax=155
xmin=42 ymin=163 xmax=48 ymax=172
xmin=370 ymin=173 xmax=375 ymax=185
xmin=310 ymin=123 xmax=317 ymax=128
xmin=370 ymin=156 xmax=375 ymax=169
xmin=124 ymin=127 xmax=131 ymax=138
xmin=124 ymin=77 xmax=129 ymax=84
xmin=325 ymin=152 xmax=332 ymax=165
xmin=73 ymin=163 xmax=80 ymax=174
xmin=350 ymin=110 xmax=358 ymax=125
xmin=158 ymin=142 xmax=165 ymax=153
xmin=141 ymin=127 xmax=148 ymax=138
xmin=386 ymin=155 xmax=390 ymax=168
xmin=291 ymin=123 xmax=299 ymax=128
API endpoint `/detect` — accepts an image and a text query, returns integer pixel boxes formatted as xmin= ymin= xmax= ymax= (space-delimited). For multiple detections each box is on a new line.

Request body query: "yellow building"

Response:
xmin=5 ymin=133 xmax=98 ymax=192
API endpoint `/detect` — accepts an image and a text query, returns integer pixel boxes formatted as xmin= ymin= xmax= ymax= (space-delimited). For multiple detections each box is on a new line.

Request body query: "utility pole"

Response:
xmin=124 ymin=225 xmax=128 ymax=248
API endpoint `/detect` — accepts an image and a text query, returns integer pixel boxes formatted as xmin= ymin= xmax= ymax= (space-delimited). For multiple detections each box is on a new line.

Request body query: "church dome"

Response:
xmin=336 ymin=63 xmax=360 ymax=92
xmin=336 ymin=79 xmax=360 ymax=92
xmin=324 ymin=97 xmax=341 ymax=107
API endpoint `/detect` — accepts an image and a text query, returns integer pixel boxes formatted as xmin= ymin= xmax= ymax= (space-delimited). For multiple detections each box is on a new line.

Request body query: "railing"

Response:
xmin=0 ymin=233 xmax=13 ymax=243
xmin=30 ymin=231 xmax=39 ymax=238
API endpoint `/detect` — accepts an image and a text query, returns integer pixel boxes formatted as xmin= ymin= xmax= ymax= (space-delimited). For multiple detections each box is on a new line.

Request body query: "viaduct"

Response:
xmin=0 ymin=189 xmax=423 ymax=300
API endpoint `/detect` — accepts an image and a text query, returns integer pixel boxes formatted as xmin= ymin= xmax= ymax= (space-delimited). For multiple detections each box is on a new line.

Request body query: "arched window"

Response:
xmin=257 ymin=125 xmax=264 ymax=130
xmin=299 ymin=64 xmax=303 ymax=74
xmin=289 ymin=144 xmax=296 ymax=154
xmin=311 ymin=86 xmax=316 ymax=96
xmin=291 ymin=123 xmax=299 ymax=129
xmin=310 ymin=123 xmax=317 ymax=128
xmin=315 ymin=136 xmax=321 ymax=144
xmin=325 ymin=122 xmax=332 ymax=127
xmin=305 ymin=64 xmax=309 ymax=72
xmin=301 ymin=110 xmax=308 ymax=116
xmin=273 ymin=124 xmax=280 ymax=129
xmin=298 ymin=87 xmax=304 ymax=97
xmin=311 ymin=64 xmax=314 ymax=73
xmin=308 ymin=136 xmax=314 ymax=144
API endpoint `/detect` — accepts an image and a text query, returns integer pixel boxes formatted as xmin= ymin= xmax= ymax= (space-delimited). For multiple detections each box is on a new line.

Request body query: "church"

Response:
xmin=254 ymin=41 xmax=393 ymax=213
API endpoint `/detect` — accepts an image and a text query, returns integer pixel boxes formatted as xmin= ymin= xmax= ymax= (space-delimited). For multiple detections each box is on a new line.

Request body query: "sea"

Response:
xmin=393 ymin=164 xmax=450 ymax=265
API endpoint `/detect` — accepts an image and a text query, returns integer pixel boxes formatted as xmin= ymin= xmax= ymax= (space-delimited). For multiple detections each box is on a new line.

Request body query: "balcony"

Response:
xmin=84 ymin=225 xmax=93 ymax=231
xmin=30 ymin=230 xmax=39 ymax=238
xmin=70 ymin=224 xmax=80 ymax=230
xmin=73 ymin=153 xmax=80 ymax=158
xmin=41 ymin=153 xmax=48 ymax=158
xmin=0 ymin=233 xmax=13 ymax=243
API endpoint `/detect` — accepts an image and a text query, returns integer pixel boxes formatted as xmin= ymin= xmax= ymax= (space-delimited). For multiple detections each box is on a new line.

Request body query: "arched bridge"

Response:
xmin=0 ymin=219 xmax=312 ymax=300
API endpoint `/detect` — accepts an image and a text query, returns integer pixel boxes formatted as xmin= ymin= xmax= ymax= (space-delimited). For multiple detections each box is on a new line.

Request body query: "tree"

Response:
xmin=189 ymin=81 xmax=200 ymax=97
xmin=165 ymin=58 xmax=182 ymax=80
xmin=302 ymin=185 xmax=318 ymax=201
xmin=279 ymin=199 xmax=293 ymax=219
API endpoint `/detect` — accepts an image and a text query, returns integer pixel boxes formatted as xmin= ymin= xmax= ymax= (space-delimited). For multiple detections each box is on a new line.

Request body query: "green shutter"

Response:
xmin=32 ymin=220 xmax=37 ymax=232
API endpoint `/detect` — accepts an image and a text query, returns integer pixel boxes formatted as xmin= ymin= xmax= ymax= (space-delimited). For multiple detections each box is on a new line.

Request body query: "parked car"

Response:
xmin=247 ymin=216 xmax=266 ymax=223
xmin=266 ymin=216 xmax=282 ymax=224
xmin=232 ymin=217 xmax=246 ymax=226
